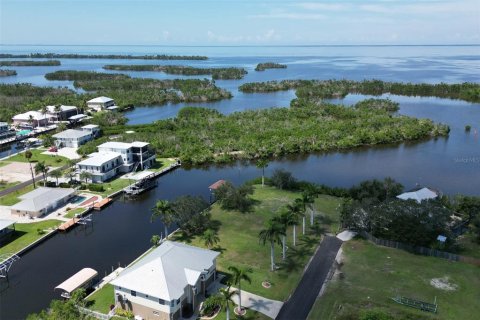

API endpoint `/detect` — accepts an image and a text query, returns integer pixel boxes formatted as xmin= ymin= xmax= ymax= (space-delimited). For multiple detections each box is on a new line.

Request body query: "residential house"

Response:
xmin=0 ymin=122 xmax=15 ymax=141
xmin=86 ymin=96 xmax=116 ymax=112
xmin=396 ymin=187 xmax=439 ymax=203
xmin=45 ymin=105 xmax=79 ymax=121
xmin=53 ymin=129 xmax=93 ymax=148
xmin=11 ymin=187 xmax=76 ymax=218
xmin=76 ymin=152 xmax=123 ymax=183
xmin=111 ymin=241 xmax=220 ymax=320
xmin=81 ymin=124 xmax=100 ymax=137
xmin=12 ymin=111 xmax=49 ymax=128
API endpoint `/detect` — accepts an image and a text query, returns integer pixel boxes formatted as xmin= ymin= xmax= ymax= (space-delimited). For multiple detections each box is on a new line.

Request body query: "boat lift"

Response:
xmin=0 ymin=254 xmax=20 ymax=279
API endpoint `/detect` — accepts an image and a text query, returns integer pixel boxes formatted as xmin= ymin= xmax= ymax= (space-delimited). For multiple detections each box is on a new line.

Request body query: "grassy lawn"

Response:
xmin=0 ymin=181 xmax=21 ymax=192
xmin=0 ymin=219 xmax=62 ymax=256
xmin=64 ymin=208 xmax=87 ymax=219
xmin=0 ymin=184 xmax=35 ymax=206
xmin=2 ymin=148 xmax=69 ymax=167
xmin=86 ymin=284 xmax=115 ymax=314
xmin=314 ymin=194 xmax=342 ymax=234
xmin=457 ymin=231 xmax=480 ymax=259
xmin=150 ymin=157 xmax=179 ymax=172
xmin=308 ymin=239 xmax=480 ymax=320
xmin=97 ymin=177 xmax=132 ymax=197
xmin=172 ymin=185 xmax=342 ymax=302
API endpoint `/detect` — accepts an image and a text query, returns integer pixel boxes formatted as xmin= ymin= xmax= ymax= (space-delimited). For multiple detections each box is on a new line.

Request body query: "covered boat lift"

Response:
xmin=55 ymin=268 xmax=98 ymax=298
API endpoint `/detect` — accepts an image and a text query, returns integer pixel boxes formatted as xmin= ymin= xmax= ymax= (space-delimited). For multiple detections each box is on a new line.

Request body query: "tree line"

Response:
xmin=0 ymin=53 xmax=208 ymax=60
xmin=103 ymin=65 xmax=247 ymax=80
xmin=0 ymin=60 xmax=60 ymax=66
xmin=255 ymin=62 xmax=287 ymax=71
xmin=0 ymin=69 xmax=17 ymax=77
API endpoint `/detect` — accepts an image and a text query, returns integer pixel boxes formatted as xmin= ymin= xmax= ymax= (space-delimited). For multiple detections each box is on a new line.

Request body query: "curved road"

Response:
xmin=276 ymin=235 xmax=343 ymax=320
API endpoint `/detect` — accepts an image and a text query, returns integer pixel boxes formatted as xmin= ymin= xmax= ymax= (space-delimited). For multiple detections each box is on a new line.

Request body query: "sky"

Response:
xmin=0 ymin=0 xmax=479 ymax=45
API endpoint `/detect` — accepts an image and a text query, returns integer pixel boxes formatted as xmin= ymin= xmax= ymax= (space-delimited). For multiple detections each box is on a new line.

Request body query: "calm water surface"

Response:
xmin=0 ymin=45 xmax=479 ymax=319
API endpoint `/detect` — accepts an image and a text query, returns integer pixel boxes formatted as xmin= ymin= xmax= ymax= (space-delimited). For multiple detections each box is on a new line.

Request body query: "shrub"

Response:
xmin=270 ymin=169 xmax=297 ymax=190
xmin=87 ymin=184 xmax=104 ymax=192
xmin=78 ymin=184 xmax=87 ymax=190
xmin=214 ymin=181 xmax=254 ymax=212
xmin=59 ymin=182 xmax=70 ymax=188
xmin=115 ymin=308 xmax=134 ymax=319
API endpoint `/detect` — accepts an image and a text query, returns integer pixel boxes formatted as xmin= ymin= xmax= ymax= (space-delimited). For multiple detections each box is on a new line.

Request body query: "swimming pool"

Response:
xmin=70 ymin=196 xmax=87 ymax=204
xmin=17 ymin=130 xmax=32 ymax=136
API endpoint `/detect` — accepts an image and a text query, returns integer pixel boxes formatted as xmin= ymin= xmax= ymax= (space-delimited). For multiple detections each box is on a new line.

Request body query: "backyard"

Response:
xmin=0 ymin=184 xmax=35 ymax=205
xmin=307 ymin=239 xmax=480 ymax=320
xmin=2 ymin=148 xmax=69 ymax=167
xmin=0 ymin=219 xmax=62 ymax=255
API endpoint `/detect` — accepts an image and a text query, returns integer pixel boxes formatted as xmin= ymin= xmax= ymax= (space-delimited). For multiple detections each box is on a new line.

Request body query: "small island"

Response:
xmin=103 ymin=65 xmax=247 ymax=80
xmin=0 ymin=69 xmax=17 ymax=77
xmin=255 ymin=62 xmax=287 ymax=71
xmin=0 ymin=53 xmax=208 ymax=60
xmin=0 ymin=60 xmax=61 ymax=66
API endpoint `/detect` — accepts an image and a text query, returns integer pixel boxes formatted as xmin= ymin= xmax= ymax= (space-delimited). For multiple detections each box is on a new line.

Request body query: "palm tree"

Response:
xmin=54 ymin=104 xmax=62 ymax=121
xmin=34 ymin=161 xmax=48 ymax=183
xmin=256 ymin=159 xmax=269 ymax=187
xmin=228 ymin=266 xmax=252 ymax=312
xmin=286 ymin=201 xmax=302 ymax=246
xmin=25 ymin=150 xmax=36 ymax=188
xmin=274 ymin=211 xmax=296 ymax=260
xmin=151 ymin=200 xmax=174 ymax=239
xmin=303 ymin=185 xmax=319 ymax=226
xmin=79 ymin=171 xmax=92 ymax=184
xmin=202 ymin=229 xmax=220 ymax=249
xmin=219 ymin=287 xmax=237 ymax=320
xmin=150 ymin=234 xmax=161 ymax=247
xmin=28 ymin=114 xmax=35 ymax=129
xmin=40 ymin=105 xmax=48 ymax=127
xmin=298 ymin=192 xmax=314 ymax=234
xmin=259 ymin=219 xmax=285 ymax=271
xmin=49 ymin=170 xmax=62 ymax=186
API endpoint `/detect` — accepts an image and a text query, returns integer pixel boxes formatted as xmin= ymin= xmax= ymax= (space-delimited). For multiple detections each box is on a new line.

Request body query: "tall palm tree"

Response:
xmin=202 ymin=229 xmax=220 ymax=249
xmin=25 ymin=150 xmax=36 ymax=188
xmin=298 ymin=192 xmax=314 ymax=234
xmin=204 ymin=287 xmax=237 ymax=320
xmin=255 ymin=159 xmax=269 ymax=187
xmin=228 ymin=266 xmax=252 ymax=312
xmin=79 ymin=171 xmax=92 ymax=184
xmin=49 ymin=170 xmax=62 ymax=186
xmin=286 ymin=201 xmax=302 ymax=246
xmin=40 ymin=105 xmax=48 ymax=127
xmin=151 ymin=200 xmax=174 ymax=239
xmin=28 ymin=114 xmax=35 ymax=129
xmin=303 ymin=185 xmax=319 ymax=226
xmin=34 ymin=161 xmax=48 ymax=183
xmin=259 ymin=219 xmax=285 ymax=271
xmin=274 ymin=211 xmax=296 ymax=260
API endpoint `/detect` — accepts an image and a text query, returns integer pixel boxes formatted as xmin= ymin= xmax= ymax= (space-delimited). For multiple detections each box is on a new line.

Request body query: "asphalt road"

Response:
xmin=276 ymin=235 xmax=343 ymax=320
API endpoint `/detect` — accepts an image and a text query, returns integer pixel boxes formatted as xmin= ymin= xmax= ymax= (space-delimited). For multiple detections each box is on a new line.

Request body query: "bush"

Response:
xmin=87 ymin=184 xmax=104 ymax=192
xmin=115 ymin=308 xmax=134 ymax=319
xmin=78 ymin=184 xmax=87 ymax=190
xmin=270 ymin=169 xmax=297 ymax=190
xmin=214 ymin=181 xmax=254 ymax=212
xmin=59 ymin=182 xmax=70 ymax=188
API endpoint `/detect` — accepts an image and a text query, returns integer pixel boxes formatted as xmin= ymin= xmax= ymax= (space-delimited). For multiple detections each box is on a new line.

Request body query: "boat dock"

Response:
xmin=93 ymin=198 xmax=112 ymax=210
xmin=123 ymin=160 xmax=181 ymax=196
xmin=58 ymin=218 xmax=79 ymax=231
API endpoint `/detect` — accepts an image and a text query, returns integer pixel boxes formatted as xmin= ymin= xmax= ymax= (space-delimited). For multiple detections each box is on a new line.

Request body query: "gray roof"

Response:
xmin=77 ymin=152 xmax=121 ymax=167
xmin=396 ymin=187 xmax=438 ymax=203
xmin=11 ymin=187 xmax=75 ymax=212
xmin=111 ymin=241 xmax=219 ymax=301
xmin=98 ymin=141 xmax=133 ymax=150
xmin=87 ymin=96 xmax=114 ymax=104
xmin=0 ymin=219 xmax=15 ymax=230
xmin=81 ymin=124 xmax=99 ymax=129
xmin=46 ymin=105 xmax=77 ymax=113
xmin=53 ymin=129 xmax=91 ymax=139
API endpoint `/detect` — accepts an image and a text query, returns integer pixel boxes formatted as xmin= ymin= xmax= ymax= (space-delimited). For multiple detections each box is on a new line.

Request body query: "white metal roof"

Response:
xmin=11 ymin=187 xmax=76 ymax=212
xmin=46 ymin=105 xmax=77 ymax=113
xmin=111 ymin=241 xmax=219 ymax=301
xmin=55 ymin=268 xmax=98 ymax=294
xmin=396 ymin=187 xmax=438 ymax=203
xmin=81 ymin=124 xmax=99 ymax=129
xmin=12 ymin=111 xmax=48 ymax=121
xmin=131 ymin=141 xmax=149 ymax=148
xmin=87 ymin=96 xmax=114 ymax=104
xmin=98 ymin=141 xmax=133 ymax=150
xmin=53 ymin=129 xmax=91 ymax=139
xmin=0 ymin=219 xmax=15 ymax=231
xmin=69 ymin=114 xmax=87 ymax=120
xmin=78 ymin=152 xmax=122 ymax=166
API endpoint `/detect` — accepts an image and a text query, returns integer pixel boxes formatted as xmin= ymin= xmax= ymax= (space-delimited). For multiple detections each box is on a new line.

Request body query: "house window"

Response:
xmin=159 ymin=298 xmax=166 ymax=305
xmin=131 ymin=290 xmax=136 ymax=296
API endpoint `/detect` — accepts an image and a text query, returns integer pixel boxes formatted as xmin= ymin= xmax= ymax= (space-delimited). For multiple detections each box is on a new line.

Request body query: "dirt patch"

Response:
xmin=430 ymin=277 xmax=458 ymax=291
xmin=0 ymin=162 xmax=35 ymax=183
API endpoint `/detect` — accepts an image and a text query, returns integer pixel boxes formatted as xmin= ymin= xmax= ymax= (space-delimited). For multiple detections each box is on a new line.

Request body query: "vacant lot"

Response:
xmin=308 ymin=239 xmax=480 ymax=320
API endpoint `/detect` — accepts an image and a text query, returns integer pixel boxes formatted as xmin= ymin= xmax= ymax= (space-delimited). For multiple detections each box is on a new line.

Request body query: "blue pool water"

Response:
xmin=70 ymin=195 xmax=87 ymax=204
xmin=16 ymin=129 xmax=32 ymax=136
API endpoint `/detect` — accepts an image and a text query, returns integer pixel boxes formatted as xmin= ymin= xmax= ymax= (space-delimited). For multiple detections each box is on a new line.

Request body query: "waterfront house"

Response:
xmin=53 ymin=129 xmax=93 ymax=148
xmin=396 ymin=187 xmax=438 ymax=203
xmin=0 ymin=122 xmax=16 ymax=141
xmin=11 ymin=187 xmax=76 ymax=218
xmin=45 ymin=105 xmax=79 ymax=121
xmin=12 ymin=111 xmax=49 ymax=128
xmin=77 ymin=152 xmax=123 ymax=183
xmin=81 ymin=124 xmax=100 ymax=137
xmin=86 ymin=96 xmax=116 ymax=112
xmin=111 ymin=241 xmax=220 ymax=320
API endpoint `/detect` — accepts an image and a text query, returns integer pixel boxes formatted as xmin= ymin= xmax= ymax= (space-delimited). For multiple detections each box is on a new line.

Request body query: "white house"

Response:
xmin=11 ymin=187 xmax=76 ymax=218
xmin=98 ymin=141 xmax=156 ymax=171
xmin=396 ymin=187 xmax=438 ymax=203
xmin=111 ymin=241 xmax=220 ymax=320
xmin=86 ymin=96 xmax=116 ymax=112
xmin=12 ymin=111 xmax=49 ymax=128
xmin=81 ymin=124 xmax=100 ymax=137
xmin=53 ymin=129 xmax=93 ymax=148
xmin=77 ymin=152 xmax=123 ymax=183
xmin=45 ymin=105 xmax=79 ymax=121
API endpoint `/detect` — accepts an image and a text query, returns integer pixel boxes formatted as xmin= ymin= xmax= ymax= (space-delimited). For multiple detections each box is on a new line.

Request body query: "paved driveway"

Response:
xmin=275 ymin=236 xmax=343 ymax=320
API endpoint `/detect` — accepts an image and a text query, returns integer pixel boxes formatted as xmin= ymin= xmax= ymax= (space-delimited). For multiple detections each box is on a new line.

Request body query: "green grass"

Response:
xmin=313 ymin=194 xmax=342 ymax=234
xmin=0 ymin=184 xmax=35 ymax=205
xmin=172 ymin=185 xmax=343 ymax=301
xmin=0 ymin=219 xmax=62 ymax=256
xmin=308 ymin=239 xmax=480 ymax=320
xmin=457 ymin=232 xmax=480 ymax=259
xmin=97 ymin=177 xmax=132 ymax=197
xmin=216 ymin=304 xmax=271 ymax=320
xmin=0 ymin=181 xmax=21 ymax=192
xmin=2 ymin=149 xmax=69 ymax=167
xmin=86 ymin=284 xmax=115 ymax=314
xmin=64 ymin=208 xmax=87 ymax=219
xmin=150 ymin=157 xmax=178 ymax=172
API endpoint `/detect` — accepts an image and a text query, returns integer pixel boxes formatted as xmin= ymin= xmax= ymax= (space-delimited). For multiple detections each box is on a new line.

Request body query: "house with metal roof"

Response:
xmin=12 ymin=111 xmax=49 ymax=128
xmin=45 ymin=105 xmax=79 ymax=121
xmin=111 ymin=241 xmax=219 ymax=320
xmin=53 ymin=129 xmax=93 ymax=148
xmin=11 ymin=187 xmax=76 ymax=218
xmin=77 ymin=152 xmax=123 ymax=183
xmin=86 ymin=96 xmax=116 ymax=112
xmin=396 ymin=187 xmax=438 ymax=203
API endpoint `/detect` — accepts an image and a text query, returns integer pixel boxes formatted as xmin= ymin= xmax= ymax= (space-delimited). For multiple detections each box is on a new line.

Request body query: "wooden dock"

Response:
xmin=58 ymin=218 xmax=79 ymax=231
xmin=93 ymin=198 xmax=112 ymax=211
